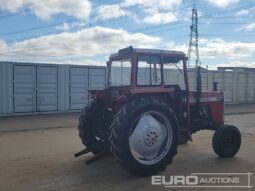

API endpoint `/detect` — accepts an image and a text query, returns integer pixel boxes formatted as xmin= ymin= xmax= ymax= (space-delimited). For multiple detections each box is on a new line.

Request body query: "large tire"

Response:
xmin=78 ymin=100 xmax=113 ymax=155
xmin=178 ymin=132 xmax=190 ymax=145
xmin=212 ymin=125 xmax=241 ymax=158
xmin=109 ymin=97 xmax=178 ymax=176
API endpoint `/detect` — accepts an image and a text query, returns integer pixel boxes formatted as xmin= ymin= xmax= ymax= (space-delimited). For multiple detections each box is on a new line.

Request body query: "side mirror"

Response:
xmin=196 ymin=66 xmax=202 ymax=96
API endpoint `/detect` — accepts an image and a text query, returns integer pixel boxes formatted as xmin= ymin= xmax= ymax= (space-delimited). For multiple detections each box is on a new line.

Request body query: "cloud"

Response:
xmin=121 ymin=0 xmax=182 ymax=10
xmin=164 ymin=38 xmax=255 ymax=69
xmin=199 ymin=39 xmax=255 ymax=59
xmin=51 ymin=59 xmax=105 ymax=66
xmin=0 ymin=0 xmax=92 ymax=20
xmin=239 ymin=23 xmax=255 ymax=31
xmin=124 ymin=0 xmax=182 ymax=25
xmin=144 ymin=11 xmax=177 ymax=24
xmin=0 ymin=26 xmax=161 ymax=64
xmin=235 ymin=9 xmax=249 ymax=16
xmin=56 ymin=22 xmax=89 ymax=31
xmin=0 ymin=40 xmax=6 ymax=49
xmin=56 ymin=22 xmax=70 ymax=31
xmin=165 ymin=38 xmax=255 ymax=59
xmin=96 ymin=4 xmax=128 ymax=21
xmin=217 ymin=61 xmax=255 ymax=68
xmin=199 ymin=38 xmax=210 ymax=44
xmin=205 ymin=0 xmax=240 ymax=8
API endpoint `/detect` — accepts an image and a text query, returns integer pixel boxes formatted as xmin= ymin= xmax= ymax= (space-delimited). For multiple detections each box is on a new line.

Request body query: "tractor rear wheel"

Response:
xmin=78 ymin=100 xmax=113 ymax=155
xmin=212 ymin=125 xmax=241 ymax=158
xmin=178 ymin=132 xmax=190 ymax=145
xmin=109 ymin=97 xmax=178 ymax=176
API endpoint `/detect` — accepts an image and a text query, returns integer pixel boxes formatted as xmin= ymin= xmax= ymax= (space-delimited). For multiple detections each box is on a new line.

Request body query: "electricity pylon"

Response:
xmin=187 ymin=4 xmax=201 ymax=68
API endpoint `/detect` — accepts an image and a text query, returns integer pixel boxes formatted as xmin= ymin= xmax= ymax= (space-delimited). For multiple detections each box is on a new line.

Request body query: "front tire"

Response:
xmin=212 ymin=125 xmax=241 ymax=158
xmin=109 ymin=97 xmax=178 ymax=176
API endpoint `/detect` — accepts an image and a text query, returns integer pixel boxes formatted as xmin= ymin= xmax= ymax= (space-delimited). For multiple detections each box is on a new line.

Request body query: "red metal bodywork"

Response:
xmin=92 ymin=88 xmax=224 ymax=125
xmin=189 ymin=91 xmax=224 ymax=124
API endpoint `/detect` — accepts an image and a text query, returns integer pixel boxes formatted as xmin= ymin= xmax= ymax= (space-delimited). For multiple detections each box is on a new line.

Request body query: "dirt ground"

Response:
xmin=0 ymin=113 xmax=254 ymax=191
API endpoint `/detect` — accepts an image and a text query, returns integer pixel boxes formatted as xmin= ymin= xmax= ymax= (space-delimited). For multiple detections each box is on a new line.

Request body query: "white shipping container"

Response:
xmin=37 ymin=66 xmax=58 ymax=111
xmin=13 ymin=65 xmax=36 ymax=112
xmin=247 ymin=73 xmax=255 ymax=102
xmin=238 ymin=73 xmax=247 ymax=102
xmin=0 ymin=63 xmax=13 ymax=114
xmin=0 ymin=62 xmax=106 ymax=115
xmin=70 ymin=67 xmax=89 ymax=110
xmin=89 ymin=68 xmax=106 ymax=89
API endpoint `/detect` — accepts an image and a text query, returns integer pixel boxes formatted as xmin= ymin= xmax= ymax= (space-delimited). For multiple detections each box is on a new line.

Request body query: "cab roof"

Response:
xmin=110 ymin=46 xmax=186 ymax=59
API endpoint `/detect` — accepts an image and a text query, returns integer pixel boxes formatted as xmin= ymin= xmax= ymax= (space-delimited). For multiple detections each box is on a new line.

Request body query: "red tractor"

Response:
xmin=75 ymin=46 xmax=241 ymax=176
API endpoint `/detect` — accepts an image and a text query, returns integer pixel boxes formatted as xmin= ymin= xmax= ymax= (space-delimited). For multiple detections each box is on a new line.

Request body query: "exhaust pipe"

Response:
xmin=213 ymin=82 xmax=218 ymax=91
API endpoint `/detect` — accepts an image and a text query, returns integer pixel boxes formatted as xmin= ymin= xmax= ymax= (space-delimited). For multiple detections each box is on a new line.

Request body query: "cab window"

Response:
xmin=110 ymin=59 xmax=132 ymax=86
xmin=163 ymin=57 xmax=185 ymax=90
xmin=137 ymin=56 xmax=161 ymax=85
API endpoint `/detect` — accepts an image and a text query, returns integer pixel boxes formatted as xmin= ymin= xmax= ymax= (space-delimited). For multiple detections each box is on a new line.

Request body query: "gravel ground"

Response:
xmin=0 ymin=113 xmax=254 ymax=191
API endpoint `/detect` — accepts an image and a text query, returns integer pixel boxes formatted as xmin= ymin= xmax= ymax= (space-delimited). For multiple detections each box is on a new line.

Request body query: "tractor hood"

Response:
xmin=188 ymin=90 xmax=224 ymax=103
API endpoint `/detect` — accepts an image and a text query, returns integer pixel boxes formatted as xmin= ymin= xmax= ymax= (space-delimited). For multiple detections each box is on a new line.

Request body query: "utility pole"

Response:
xmin=187 ymin=3 xmax=201 ymax=68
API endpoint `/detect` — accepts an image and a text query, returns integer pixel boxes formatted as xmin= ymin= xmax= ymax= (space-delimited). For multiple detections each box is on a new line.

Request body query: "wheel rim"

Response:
xmin=129 ymin=111 xmax=173 ymax=165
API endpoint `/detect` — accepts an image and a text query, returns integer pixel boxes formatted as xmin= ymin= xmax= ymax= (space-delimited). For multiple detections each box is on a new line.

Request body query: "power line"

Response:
xmin=0 ymin=18 xmax=78 ymax=37
xmin=200 ymin=34 xmax=255 ymax=37
xmin=0 ymin=24 xmax=190 ymax=57
xmin=200 ymin=16 xmax=255 ymax=19
xmin=0 ymin=17 xmax=185 ymax=39
xmin=199 ymin=22 xmax=255 ymax=25
xmin=1 ymin=2 xmax=255 ymax=39
xmin=201 ymin=3 xmax=255 ymax=18
xmin=0 ymin=16 xmax=133 ymax=39
xmin=11 ymin=22 xmax=189 ymax=42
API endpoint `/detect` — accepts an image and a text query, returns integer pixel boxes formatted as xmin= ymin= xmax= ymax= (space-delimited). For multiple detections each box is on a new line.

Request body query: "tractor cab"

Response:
xmin=91 ymin=46 xmax=189 ymax=113
xmin=107 ymin=46 xmax=188 ymax=93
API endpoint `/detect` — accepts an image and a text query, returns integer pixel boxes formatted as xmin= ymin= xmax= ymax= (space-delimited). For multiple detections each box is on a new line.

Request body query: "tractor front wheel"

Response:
xmin=212 ymin=125 xmax=241 ymax=158
xmin=109 ymin=97 xmax=178 ymax=176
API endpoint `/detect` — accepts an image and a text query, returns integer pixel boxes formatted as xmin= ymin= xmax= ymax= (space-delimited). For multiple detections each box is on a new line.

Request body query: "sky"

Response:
xmin=0 ymin=0 xmax=255 ymax=69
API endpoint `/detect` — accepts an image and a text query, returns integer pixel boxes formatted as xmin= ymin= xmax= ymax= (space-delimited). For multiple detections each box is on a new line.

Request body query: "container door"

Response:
xmin=223 ymin=72 xmax=233 ymax=103
xmin=70 ymin=68 xmax=88 ymax=110
xmin=247 ymin=73 xmax=255 ymax=102
xmin=213 ymin=72 xmax=224 ymax=91
xmin=37 ymin=66 xmax=58 ymax=111
xmin=13 ymin=65 xmax=36 ymax=112
xmin=89 ymin=68 xmax=106 ymax=89
xmin=238 ymin=73 xmax=246 ymax=102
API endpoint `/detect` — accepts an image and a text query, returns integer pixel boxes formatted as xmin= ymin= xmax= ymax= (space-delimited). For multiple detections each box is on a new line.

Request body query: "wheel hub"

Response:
xmin=129 ymin=111 xmax=173 ymax=165
xmin=144 ymin=128 xmax=160 ymax=147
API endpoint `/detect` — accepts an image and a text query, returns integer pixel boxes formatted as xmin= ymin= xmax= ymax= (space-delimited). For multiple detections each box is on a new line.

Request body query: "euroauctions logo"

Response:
xmin=151 ymin=173 xmax=253 ymax=188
